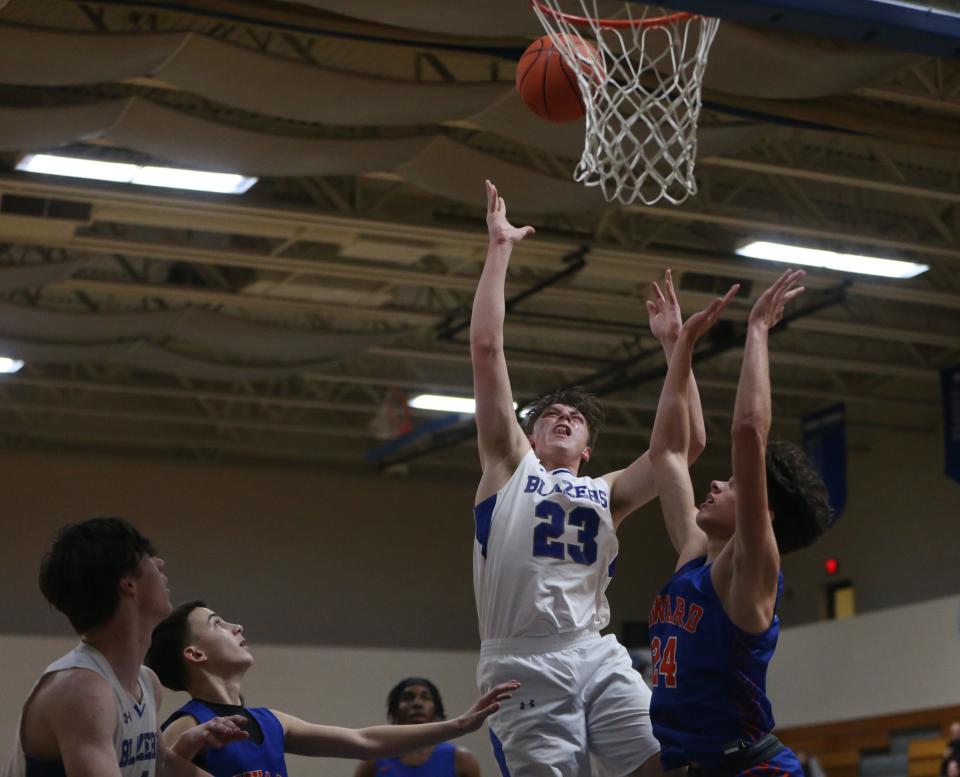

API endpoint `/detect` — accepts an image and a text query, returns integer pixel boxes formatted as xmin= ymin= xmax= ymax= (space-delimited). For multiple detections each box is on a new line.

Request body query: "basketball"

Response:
xmin=515 ymin=34 xmax=603 ymax=123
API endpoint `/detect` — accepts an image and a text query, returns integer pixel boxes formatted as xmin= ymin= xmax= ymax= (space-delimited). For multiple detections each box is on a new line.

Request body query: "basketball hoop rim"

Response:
xmin=530 ymin=0 xmax=696 ymax=29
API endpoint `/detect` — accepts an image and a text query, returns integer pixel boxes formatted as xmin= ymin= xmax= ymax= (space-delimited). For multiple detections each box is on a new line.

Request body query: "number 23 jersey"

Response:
xmin=473 ymin=449 xmax=618 ymax=642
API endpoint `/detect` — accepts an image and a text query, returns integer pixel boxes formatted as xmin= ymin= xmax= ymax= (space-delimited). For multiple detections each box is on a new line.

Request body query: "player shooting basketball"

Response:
xmin=646 ymin=269 xmax=833 ymax=776
xmin=470 ymin=180 xmax=701 ymax=777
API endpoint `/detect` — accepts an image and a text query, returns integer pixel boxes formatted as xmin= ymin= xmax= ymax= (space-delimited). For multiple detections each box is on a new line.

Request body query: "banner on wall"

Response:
xmin=802 ymin=403 xmax=847 ymax=520
xmin=941 ymin=363 xmax=960 ymax=483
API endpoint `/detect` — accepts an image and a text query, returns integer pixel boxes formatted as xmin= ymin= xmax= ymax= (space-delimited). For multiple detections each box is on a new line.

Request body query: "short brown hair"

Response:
xmin=522 ymin=387 xmax=605 ymax=449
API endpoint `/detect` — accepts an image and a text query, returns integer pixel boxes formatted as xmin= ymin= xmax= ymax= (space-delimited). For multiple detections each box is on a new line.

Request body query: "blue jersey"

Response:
xmin=648 ymin=556 xmax=781 ymax=770
xmin=374 ymin=742 xmax=456 ymax=777
xmin=164 ymin=699 xmax=287 ymax=777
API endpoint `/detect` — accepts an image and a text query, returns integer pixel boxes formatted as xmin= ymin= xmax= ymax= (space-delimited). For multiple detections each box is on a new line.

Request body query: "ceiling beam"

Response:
xmin=699 ymin=157 xmax=960 ymax=205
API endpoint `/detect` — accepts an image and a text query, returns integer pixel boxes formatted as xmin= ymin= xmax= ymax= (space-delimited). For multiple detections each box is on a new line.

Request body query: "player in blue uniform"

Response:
xmin=147 ymin=601 xmax=517 ymax=777
xmin=355 ymin=678 xmax=482 ymax=777
xmin=646 ymin=269 xmax=833 ymax=776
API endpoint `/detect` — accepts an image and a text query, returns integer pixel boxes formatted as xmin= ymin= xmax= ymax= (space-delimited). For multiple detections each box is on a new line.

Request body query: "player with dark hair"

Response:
xmin=471 ymin=181 xmax=705 ymax=777
xmin=148 ymin=601 xmax=517 ymax=777
xmin=355 ymin=678 xmax=483 ymax=777
xmin=647 ymin=269 xmax=833 ymax=776
xmin=4 ymin=517 xmax=247 ymax=777
xmin=520 ymin=388 xmax=606 ymax=450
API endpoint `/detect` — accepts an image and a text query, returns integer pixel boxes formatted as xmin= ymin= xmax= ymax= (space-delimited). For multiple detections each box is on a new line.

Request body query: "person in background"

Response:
xmin=355 ymin=677 xmax=483 ymax=777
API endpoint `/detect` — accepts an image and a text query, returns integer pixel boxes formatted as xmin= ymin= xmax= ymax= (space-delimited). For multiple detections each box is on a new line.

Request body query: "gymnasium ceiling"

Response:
xmin=0 ymin=0 xmax=956 ymax=475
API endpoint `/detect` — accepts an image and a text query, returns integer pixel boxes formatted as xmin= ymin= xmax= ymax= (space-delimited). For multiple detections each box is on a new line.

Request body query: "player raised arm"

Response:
xmin=725 ymin=268 xmax=805 ymax=629
xmin=649 ymin=270 xmax=709 ymax=463
xmin=471 ymin=180 xmax=534 ymax=494
xmin=607 ymin=270 xmax=715 ymax=526
xmin=272 ymin=681 xmax=518 ymax=759
xmin=648 ymin=284 xmax=738 ymax=565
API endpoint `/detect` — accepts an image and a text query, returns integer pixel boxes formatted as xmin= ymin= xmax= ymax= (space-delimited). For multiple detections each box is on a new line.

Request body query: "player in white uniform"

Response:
xmin=471 ymin=182 xmax=702 ymax=777
xmin=4 ymin=517 xmax=247 ymax=777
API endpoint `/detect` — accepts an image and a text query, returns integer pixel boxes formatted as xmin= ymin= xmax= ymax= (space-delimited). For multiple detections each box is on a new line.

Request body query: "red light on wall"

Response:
xmin=824 ymin=558 xmax=839 ymax=576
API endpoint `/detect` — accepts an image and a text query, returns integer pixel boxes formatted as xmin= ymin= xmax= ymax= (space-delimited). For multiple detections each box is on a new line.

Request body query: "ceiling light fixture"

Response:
xmin=0 ymin=357 xmax=25 ymax=374
xmin=408 ymin=394 xmax=518 ymax=414
xmin=736 ymin=240 xmax=928 ymax=279
xmin=16 ymin=153 xmax=257 ymax=195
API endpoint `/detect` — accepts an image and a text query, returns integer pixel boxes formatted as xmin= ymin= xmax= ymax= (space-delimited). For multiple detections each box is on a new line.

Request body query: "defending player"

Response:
xmin=355 ymin=677 xmax=483 ymax=777
xmin=147 ymin=601 xmax=517 ymax=777
xmin=471 ymin=181 xmax=702 ymax=777
xmin=647 ymin=269 xmax=833 ymax=775
xmin=4 ymin=517 xmax=247 ymax=777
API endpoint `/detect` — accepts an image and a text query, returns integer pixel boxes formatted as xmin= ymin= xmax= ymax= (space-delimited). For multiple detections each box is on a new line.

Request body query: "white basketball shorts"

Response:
xmin=477 ymin=629 xmax=660 ymax=777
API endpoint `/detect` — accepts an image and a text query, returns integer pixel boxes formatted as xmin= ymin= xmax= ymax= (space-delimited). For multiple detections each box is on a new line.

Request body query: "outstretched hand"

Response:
xmin=183 ymin=714 xmax=249 ymax=751
xmin=645 ymin=269 xmax=683 ymax=345
xmin=485 ymin=180 xmax=535 ymax=246
xmin=749 ymin=268 xmax=806 ymax=330
xmin=680 ymin=282 xmax=740 ymax=343
xmin=456 ymin=680 xmax=520 ymax=733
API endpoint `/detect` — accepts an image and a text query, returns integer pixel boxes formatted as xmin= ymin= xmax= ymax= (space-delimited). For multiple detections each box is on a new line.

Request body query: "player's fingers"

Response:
xmin=651 ymin=281 xmax=666 ymax=304
xmin=522 ymin=226 xmax=536 ymax=237
xmin=498 ymin=196 xmax=505 ymax=214
xmin=665 ymin=270 xmax=679 ymax=305
xmin=712 ymin=284 xmax=738 ymax=317
xmin=783 ymin=286 xmax=805 ymax=302
xmin=704 ymin=299 xmax=724 ymax=325
xmin=484 ymin=180 xmax=495 ymax=212
xmin=475 ymin=702 xmax=501 ymax=720
xmin=779 ymin=267 xmax=803 ymax=292
xmin=766 ymin=269 xmax=792 ymax=297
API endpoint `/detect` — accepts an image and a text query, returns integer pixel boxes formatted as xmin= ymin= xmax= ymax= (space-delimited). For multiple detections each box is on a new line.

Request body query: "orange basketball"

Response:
xmin=516 ymin=34 xmax=603 ymax=123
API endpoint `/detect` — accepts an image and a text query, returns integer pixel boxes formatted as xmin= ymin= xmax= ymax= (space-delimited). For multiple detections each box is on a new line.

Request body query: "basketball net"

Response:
xmin=530 ymin=1 xmax=719 ymax=206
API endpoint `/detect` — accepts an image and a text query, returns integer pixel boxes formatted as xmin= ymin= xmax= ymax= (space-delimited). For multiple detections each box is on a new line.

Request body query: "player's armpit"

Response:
xmin=605 ymin=453 xmax=657 ymax=527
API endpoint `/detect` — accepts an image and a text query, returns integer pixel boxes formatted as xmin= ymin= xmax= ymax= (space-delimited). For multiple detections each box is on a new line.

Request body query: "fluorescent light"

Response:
xmin=736 ymin=241 xmax=928 ymax=279
xmin=0 ymin=357 xmax=24 ymax=374
xmin=409 ymin=394 xmax=476 ymax=414
xmin=18 ymin=154 xmax=137 ymax=183
xmin=132 ymin=166 xmax=255 ymax=194
xmin=408 ymin=394 xmax=518 ymax=414
xmin=16 ymin=154 xmax=256 ymax=195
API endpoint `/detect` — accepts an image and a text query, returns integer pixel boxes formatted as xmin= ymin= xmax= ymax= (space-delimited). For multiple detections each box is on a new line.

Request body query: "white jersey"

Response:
xmin=473 ymin=449 xmax=619 ymax=643
xmin=4 ymin=642 xmax=159 ymax=777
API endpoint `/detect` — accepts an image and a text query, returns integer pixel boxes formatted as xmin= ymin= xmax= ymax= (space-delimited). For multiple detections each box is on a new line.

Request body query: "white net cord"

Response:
xmin=530 ymin=1 xmax=719 ymax=206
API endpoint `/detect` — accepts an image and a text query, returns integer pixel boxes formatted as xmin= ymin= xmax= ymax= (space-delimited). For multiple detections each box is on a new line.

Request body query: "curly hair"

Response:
xmin=766 ymin=441 xmax=834 ymax=554
xmin=386 ymin=677 xmax=446 ymax=722
xmin=521 ymin=386 xmax=605 ymax=449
